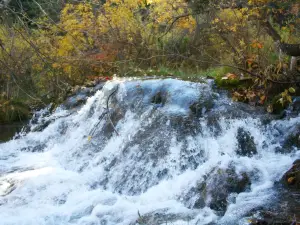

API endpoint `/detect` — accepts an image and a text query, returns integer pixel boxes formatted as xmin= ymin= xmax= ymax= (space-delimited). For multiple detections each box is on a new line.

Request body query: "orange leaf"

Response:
xmin=287 ymin=176 xmax=295 ymax=184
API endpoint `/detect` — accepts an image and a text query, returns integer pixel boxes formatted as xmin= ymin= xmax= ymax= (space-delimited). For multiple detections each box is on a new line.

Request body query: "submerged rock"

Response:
xmin=236 ymin=127 xmax=257 ymax=157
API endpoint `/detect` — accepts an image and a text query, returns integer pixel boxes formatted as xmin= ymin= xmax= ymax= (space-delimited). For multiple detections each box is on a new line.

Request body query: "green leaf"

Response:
xmin=289 ymin=87 xmax=296 ymax=94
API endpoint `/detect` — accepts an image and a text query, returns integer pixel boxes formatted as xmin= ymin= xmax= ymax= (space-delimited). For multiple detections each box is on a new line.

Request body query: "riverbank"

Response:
xmin=0 ymin=122 xmax=26 ymax=142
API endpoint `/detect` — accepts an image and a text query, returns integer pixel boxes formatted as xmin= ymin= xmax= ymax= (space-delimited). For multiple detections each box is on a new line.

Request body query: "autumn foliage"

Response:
xmin=0 ymin=0 xmax=299 ymax=121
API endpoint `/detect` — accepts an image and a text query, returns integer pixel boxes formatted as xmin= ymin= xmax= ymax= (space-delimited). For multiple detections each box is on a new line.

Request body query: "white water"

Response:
xmin=0 ymin=78 xmax=299 ymax=225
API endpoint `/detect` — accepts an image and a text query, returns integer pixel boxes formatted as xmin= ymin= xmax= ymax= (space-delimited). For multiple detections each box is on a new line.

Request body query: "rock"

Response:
xmin=130 ymin=209 xmax=195 ymax=225
xmin=151 ymin=91 xmax=167 ymax=105
xmin=282 ymin=125 xmax=300 ymax=151
xmin=190 ymin=166 xmax=251 ymax=213
xmin=189 ymin=94 xmax=214 ymax=116
xmin=249 ymin=160 xmax=300 ymax=224
xmin=289 ymin=96 xmax=300 ymax=113
xmin=64 ymin=82 xmax=105 ymax=109
xmin=189 ymin=100 xmax=213 ymax=116
xmin=32 ymin=119 xmax=52 ymax=132
xmin=21 ymin=143 xmax=47 ymax=152
xmin=236 ymin=127 xmax=257 ymax=157
xmin=281 ymin=159 xmax=300 ymax=189
xmin=249 ymin=211 xmax=296 ymax=225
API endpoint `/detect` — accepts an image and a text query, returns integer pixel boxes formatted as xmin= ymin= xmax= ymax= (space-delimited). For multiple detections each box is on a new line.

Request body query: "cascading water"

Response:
xmin=0 ymin=78 xmax=299 ymax=225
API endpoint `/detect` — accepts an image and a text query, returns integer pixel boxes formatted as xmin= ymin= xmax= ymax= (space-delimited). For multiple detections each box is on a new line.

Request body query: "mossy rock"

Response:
xmin=215 ymin=75 xmax=241 ymax=89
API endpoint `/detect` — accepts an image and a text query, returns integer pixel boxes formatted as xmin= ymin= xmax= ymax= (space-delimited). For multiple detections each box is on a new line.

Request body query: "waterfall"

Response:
xmin=0 ymin=78 xmax=299 ymax=225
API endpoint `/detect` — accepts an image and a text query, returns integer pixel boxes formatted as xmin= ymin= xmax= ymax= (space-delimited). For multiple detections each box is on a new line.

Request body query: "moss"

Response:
xmin=207 ymin=67 xmax=243 ymax=89
xmin=215 ymin=75 xmax=241 ymax=89
xmin=205 ymin=66 xmax=233 ymax=78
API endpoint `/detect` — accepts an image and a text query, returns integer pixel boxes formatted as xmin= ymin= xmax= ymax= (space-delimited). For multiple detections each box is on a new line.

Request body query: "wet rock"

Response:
xmin=250 ymin=160 xmax=300 ymax=224
xmin=157 ymin=168 xmax=168 ymax=179
xmin=236 ymin=127 xmax=257 ymax=157
xmin=131 ymin=209 xmax=195 ymax=225
xmin=281 ymin=159 xmax=300 ymax=189
xmin=282 ymin=125 xmax=300 ymax=152
xmin=249 ymin=211 xmax=297 ymax=225
xmin=151 ymin=91 xmax=167 ymax=105
xmin=63 ymin=82 xmax=105 ymax=109
xmin=191 ymin=166 xmax=251 ymax=213
xmin=21 ymin=143 xmax=47 ymax=152
xmin=189 ymin=96 xmax=214 ymax=116
xmin=288 ymin=96 xmax=300 ymax=115
xmin=32 ymin=119 xmax=52 ymax=132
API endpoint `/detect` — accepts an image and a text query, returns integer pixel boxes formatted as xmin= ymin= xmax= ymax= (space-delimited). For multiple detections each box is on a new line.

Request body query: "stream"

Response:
xmin=0 ymin=78 xmax=299 ymax=225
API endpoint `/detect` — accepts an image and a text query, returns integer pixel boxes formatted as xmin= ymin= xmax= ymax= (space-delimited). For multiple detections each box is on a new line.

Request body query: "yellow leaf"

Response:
xmin=87 ymin=136 xmax=92 ymax=141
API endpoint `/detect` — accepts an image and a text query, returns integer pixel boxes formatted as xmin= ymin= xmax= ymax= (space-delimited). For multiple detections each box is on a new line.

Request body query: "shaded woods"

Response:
xmin=0 ymin=0 xmax=299 ymax=122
